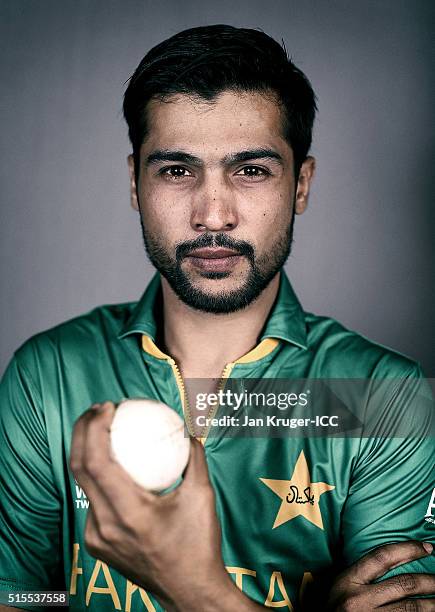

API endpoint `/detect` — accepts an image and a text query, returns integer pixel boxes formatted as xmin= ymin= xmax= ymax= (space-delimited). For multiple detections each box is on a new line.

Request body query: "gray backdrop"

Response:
xmin=1 ymin=0 xmax=434 ymax=376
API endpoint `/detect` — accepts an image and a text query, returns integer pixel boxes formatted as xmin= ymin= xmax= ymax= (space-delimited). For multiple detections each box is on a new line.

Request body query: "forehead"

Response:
xmin=140 ymin=90 xmax=291 ymax=158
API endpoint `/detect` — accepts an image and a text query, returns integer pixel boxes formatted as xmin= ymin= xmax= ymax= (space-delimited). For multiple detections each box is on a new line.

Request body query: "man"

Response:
xmin=0 ymin=25 xmax=433 ymax=612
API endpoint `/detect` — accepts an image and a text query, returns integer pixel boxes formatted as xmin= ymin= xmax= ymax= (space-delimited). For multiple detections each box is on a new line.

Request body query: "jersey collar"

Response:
xmin=118 ymin=270 xmax=307 ymax=350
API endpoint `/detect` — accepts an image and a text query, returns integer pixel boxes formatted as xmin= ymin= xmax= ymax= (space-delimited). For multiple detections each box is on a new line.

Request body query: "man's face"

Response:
xmin=129 ymin=90 xmax=313 ymax=313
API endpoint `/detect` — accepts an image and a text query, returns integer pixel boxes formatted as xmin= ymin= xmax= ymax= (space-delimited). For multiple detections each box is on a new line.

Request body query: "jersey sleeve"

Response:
xmin=0 ymin=349 xmax=64 ymax=603
xmin=340 ymin=363 xmax=435 ymax=579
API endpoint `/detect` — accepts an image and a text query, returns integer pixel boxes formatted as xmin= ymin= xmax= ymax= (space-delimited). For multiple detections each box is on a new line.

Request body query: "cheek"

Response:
xmin=250 ymin=192 xmax=293 ymax=248
xmin=139 ymin=189 xmax=191 ymax=242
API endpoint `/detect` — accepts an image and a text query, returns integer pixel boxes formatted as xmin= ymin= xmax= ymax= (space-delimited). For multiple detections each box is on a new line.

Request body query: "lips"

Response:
xmin=185 ymin=247 xmax=242 ymax=273
xmin=187 ymin=247 xmax=240 ymax=259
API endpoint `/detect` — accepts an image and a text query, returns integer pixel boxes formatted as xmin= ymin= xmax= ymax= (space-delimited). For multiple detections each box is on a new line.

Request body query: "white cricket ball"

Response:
xmin=110 ymin=398 xmax=190 ymax=492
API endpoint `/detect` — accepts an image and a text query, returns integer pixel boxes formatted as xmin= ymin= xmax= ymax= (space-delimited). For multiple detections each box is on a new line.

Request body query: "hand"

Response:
xmin=327 ymin=541 xmax=434 ymax=611
xmin=69 ymin=402 xmax=261 ymax=612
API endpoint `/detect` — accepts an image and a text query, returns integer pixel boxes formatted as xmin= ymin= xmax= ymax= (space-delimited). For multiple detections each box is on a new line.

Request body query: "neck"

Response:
xmin=160 ymin=273 xmax=281 ymax=377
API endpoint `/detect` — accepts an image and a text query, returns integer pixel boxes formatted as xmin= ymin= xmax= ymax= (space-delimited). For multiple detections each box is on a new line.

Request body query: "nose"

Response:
xmin=190 ymin=174 xmax=238 ymax=232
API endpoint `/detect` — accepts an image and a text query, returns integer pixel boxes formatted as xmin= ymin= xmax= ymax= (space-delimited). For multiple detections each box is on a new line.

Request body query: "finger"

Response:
xmin=82 ymin=400 xmax=116 ymax=477
xmin=341 ymin=542 xmax=433 ymax=584
xmin=380 ymin=598 xmax=435 ymax=611
xmin=69 ymin=403 xmax=101 ymax=477
xmin=182 ymin=437 xmax=210 ymax=489
xmin=71 ymin=402 xmax=115 ymax=487
xmin=368 ymin=573 xmax=435 ymax=606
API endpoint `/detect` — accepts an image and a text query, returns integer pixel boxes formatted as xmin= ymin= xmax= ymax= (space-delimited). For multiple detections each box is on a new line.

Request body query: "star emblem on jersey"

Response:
xmin=260 ymin=450 xmax=335 ymax=530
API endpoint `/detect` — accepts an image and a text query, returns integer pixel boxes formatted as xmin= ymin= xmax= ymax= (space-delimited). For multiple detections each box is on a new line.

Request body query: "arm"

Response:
xmin=340 ymin=366 xmax=433 ymax=567
xmin=70 ymin=402 xmax=263 ymax=611
xmin=323 ymin=365 xmax=435 ymax=609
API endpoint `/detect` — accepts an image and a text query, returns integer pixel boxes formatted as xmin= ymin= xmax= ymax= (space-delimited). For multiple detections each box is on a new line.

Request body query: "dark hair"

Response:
xmin=123 ymin=24 xmax=317 ymax=178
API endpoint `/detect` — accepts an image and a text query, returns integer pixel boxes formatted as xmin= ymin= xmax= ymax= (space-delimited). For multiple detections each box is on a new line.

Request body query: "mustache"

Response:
xmin=175 ymin=233 xmax=255 ymax=262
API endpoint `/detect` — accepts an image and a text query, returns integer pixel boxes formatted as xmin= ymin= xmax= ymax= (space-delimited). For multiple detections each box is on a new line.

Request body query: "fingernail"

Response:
xmin=422 ymin=542 xmax=433 ymax=554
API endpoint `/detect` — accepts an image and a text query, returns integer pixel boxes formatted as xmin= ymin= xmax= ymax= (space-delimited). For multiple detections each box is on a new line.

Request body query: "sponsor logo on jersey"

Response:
xmin=74 ymin=480 xmax=89 ymax=509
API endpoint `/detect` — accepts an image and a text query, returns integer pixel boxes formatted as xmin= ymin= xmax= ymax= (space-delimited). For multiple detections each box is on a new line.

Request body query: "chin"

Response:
xmin=192 ymin=273 xmax=249 ymax=294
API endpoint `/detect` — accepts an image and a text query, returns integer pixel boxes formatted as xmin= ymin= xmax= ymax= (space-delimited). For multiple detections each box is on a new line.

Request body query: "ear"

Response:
xmin=295 ymin=156 xmax=316 ymax=215
xmin=127 ymin=154 xmax=139 ymax=211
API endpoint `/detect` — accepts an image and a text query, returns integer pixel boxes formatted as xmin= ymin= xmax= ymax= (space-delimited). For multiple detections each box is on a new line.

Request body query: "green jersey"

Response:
xmin=0 ymin=272 xmax=433 ymax=610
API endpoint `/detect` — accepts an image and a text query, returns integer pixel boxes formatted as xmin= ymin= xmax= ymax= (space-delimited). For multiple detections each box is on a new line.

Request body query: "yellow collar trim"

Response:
xmin=141 ymin=335 xmax=279 ymax=365
xmin=234 ymin=337 xmax=279 ymax=363
xmin=141 ymin=335 xmax=171 ymax=360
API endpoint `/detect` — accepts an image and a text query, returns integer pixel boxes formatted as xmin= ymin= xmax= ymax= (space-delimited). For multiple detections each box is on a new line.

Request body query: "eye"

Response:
xmin=160 ymin=166 xmax=193 ymax=180
xmin=235 ymin=166 xmax=271 ymax=180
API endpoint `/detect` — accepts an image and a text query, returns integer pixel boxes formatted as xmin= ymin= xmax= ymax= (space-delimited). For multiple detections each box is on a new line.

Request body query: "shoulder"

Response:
xmin=12 ymin=301 xmax=137 ymax=375
xmin=303 ymin=311 xmax=422 ymax=377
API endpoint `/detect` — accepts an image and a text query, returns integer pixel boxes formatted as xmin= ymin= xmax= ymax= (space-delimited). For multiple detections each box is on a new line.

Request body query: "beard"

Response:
xmin=139 ymin=211 xmax=295 ymax=314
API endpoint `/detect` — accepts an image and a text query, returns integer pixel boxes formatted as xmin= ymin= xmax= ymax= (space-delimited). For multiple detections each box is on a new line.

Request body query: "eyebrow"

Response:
xmin=223 ymin=149 xmax=284 ymax=165
xmin=145 ymin=148 xmax=284 ymax=167
xmin=146 ymin=150 xmax=202 ymax=166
